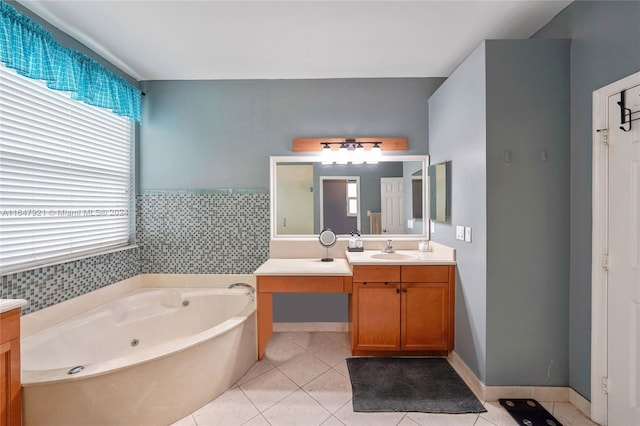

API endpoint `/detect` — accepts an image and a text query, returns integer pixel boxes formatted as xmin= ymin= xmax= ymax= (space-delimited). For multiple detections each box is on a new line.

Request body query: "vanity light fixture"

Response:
xmin=318 ymin=139 xmax=384 ymax=165
xmin=321 ymin=143 xmax=333 ymax=165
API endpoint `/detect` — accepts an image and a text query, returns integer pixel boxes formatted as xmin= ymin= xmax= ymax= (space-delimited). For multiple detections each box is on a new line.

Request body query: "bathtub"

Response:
xmin=21 ymin=278 xmax=257 ymax=426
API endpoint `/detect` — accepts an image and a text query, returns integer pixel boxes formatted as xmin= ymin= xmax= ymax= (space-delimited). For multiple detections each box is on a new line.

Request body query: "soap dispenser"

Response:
xmin=348 ymin=232 xmax=356 ymax=249
xmin=356 ymin=231 xmax=363 ymax=249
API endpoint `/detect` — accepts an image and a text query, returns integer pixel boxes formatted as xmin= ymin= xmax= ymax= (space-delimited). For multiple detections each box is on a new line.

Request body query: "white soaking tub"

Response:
xmin=21 ymin=282 xmax=257 ymax=426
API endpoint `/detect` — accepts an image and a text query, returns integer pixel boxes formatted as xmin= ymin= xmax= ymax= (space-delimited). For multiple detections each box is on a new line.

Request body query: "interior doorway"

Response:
xmin=592 ymin=70 xmax=640 ymax=426
xmin=319 ymin=176 xmax=361 ymax=235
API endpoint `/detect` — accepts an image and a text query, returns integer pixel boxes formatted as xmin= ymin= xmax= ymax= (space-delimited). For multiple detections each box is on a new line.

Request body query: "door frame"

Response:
xmin=591 ymin=70 xmax=640 ymax=425
xmin=319 ymin=176 xmax=361 ymax=234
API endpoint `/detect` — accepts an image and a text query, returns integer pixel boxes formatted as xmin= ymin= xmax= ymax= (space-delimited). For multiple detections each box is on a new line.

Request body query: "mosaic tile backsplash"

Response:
xmin=0 ymin=191 xmax=270 ymax=314
xmin=136 ymin=191 xmax=270 ymax=274
xmin=1 ymin=248 xmax=140 ymax=315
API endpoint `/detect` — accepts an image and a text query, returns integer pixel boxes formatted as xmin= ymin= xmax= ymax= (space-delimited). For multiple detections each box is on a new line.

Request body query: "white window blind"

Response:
xmin=0 ymin=64 xmax=133 ymax=273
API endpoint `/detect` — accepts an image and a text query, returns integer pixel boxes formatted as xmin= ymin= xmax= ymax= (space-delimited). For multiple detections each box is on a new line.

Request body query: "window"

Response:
xmin=0 ymin=64 xmax=134 ymax=273
xmin=346 ymin=180 xmax=358 ymax=216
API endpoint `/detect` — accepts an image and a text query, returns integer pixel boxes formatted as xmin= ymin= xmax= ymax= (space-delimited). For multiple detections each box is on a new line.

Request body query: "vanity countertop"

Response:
xmin=0 ymin=298 xmax=27 ymax=314
xmin=345 ymin=250 xmax=456 ymax=266
xmin=254 ymin=258 xmax=352 ymax=276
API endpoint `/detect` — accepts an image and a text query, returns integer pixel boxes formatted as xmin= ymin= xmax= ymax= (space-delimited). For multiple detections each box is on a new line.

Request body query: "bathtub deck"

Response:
xmin=171 ymin=332 xmax=596 ymax=426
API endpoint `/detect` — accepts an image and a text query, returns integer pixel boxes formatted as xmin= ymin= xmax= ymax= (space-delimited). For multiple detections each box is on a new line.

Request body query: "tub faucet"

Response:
xmin=228 ymin=283 xmax=255 ymax=301
xmin=382 ymin=239 xmax=394 ymax=253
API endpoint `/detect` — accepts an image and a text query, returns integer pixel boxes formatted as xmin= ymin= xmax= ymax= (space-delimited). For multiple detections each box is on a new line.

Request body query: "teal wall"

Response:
xmin=533 ymin=0 xmax=640 ymax=399
xmin=138 ymin=78 xmax=444 ymax=190
xmin=428 ymin=39 xmax=570 ymax=387
xmin=484 ymin=39 xmax=570 ymax=387
xmin=428 ymin=43 xmax=489 ymax=382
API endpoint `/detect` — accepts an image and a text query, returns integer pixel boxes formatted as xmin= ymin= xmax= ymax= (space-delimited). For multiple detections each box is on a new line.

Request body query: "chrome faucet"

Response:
xmin=382 ymin=239 xmax=394 ymax=253
xmin=228 ymin=283 xmax=256 ymax=301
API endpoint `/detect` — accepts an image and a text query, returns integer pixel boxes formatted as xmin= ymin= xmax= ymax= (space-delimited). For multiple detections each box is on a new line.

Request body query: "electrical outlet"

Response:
xmin=456 ymin=226 xmax=465 ymax=240
xmin=430 ymin=221 xmax=436 ymax=234
xmin=464 ymin=227 xmax=472 ymax=243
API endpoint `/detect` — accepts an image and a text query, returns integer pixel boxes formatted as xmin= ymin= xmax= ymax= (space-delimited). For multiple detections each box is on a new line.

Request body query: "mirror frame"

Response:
xmin=270 ymin=155 xmax=430 ymax=240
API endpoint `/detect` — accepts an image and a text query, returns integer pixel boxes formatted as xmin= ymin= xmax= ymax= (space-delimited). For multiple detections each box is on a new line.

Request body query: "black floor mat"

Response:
xmin=499 ymin=398 xmax=563 ymax=426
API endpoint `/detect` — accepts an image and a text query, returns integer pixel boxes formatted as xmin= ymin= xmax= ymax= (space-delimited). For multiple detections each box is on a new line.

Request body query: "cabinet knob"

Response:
xmin=403 ymin=288 xmax=407 ymax=293
xmin=396 ymin=288 xmax=400 ymax=294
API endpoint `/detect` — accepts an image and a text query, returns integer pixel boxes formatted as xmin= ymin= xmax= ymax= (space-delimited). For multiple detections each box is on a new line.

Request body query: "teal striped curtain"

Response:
xmin=0 ymin=1 xmax=141 ymax=122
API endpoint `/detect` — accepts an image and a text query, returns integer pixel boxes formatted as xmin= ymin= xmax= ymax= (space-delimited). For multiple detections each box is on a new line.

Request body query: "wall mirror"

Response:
xmin=271 ymin=155 xmax=429 ymax=239
xmin=428 ymin=160 xmax=451 ymax=223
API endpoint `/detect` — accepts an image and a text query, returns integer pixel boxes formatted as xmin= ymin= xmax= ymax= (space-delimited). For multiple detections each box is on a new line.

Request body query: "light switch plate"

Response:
xmin=456 ymin=226 xmax=465 ymax=240
xmin=430 ymin=221 xmax=436 ymax=234
xmin=407 ymin=219 xmax=414 ymax=229
xmin=464 ymin=227 xmax=472 ymax=243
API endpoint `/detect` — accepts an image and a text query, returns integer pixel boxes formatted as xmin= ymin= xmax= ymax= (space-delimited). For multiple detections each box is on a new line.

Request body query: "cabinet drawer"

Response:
xmin=0 ymin=309 xmax=20 ymax=343
xmin=401 ymin=265 xmax=450 ymax=282
xmin=258 ymin=275 xmax=345 ymax=293
xmin=352 ymin=265 xmax=400 ymax=283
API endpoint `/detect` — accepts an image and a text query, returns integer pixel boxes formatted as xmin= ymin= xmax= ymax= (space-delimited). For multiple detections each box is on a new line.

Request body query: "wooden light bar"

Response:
xmin=293 ymin=137 xmax=408 ymax=152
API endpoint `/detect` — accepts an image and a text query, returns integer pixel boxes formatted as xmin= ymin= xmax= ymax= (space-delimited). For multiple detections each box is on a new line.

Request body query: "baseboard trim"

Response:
xmin=273 ymin=322 xmax=348 ymax=332
xmin=569 ymin=388 xmax=592 ymax=418
xmin=448 ymin=350 xmax=585 ymax=406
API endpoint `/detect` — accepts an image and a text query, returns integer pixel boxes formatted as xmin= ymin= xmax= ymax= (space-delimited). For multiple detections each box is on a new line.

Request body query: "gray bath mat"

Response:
xmin=346 ymin=357 xmax=486 ymax=413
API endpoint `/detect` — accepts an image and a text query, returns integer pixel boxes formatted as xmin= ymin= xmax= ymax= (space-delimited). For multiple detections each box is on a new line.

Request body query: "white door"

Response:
xmin=380 ymin=177 xmax=404 ymax=234
xmin=607 ymin=82 xmax=640 ymax=425
xmin=276 ymin=164 xmax=314 ymax=234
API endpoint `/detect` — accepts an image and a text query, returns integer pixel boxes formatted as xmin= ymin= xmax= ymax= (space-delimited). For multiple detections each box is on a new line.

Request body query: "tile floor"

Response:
xmin=172 ymin=332 xmax=598 ymax=426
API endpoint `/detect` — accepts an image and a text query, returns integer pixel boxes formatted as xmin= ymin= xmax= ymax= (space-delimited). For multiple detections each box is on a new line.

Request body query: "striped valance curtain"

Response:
xmin=0 ymin=1 xmax=141 ymax=122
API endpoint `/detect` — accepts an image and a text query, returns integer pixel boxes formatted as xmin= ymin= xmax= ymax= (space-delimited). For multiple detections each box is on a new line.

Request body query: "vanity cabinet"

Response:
xmin=350 ymin=264 xmax=455 ymax=355
xmin=1 ymin=308 xmax=22 ymax=426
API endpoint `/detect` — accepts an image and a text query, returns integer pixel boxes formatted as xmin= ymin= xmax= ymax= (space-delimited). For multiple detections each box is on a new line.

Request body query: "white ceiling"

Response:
xmin=16 ymin=1 xmax=572 ymax=81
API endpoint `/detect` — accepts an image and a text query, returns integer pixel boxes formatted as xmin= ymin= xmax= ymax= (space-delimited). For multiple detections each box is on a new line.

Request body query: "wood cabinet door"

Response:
xmin=0 ymin=309 xmax=21 ymax=426
xmin=353 ymin=282 xmax=400 ymax=351
xmin=401 ymin=282 xmax=449 ymax=351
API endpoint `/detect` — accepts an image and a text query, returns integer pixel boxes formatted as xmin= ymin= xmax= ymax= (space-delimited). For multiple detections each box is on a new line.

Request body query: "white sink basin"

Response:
xmin=371 ymin=252 xmax=416 ymax=260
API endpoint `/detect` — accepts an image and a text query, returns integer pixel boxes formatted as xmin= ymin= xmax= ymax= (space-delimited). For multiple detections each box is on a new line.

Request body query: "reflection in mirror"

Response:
xmin=428 ymin=161 xmax=451 ymax=223
xmin=272 ymin=155 xmax=428 ymax=238
xmin=320 ymin=176 xmax=361 ymax=234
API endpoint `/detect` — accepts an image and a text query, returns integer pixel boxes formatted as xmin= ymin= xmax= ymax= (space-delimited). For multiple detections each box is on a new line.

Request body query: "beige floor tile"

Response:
xmin=278 ymin=351 xmax=331 ymax=386
xmin=262 ymin=388 xmax=332 ymax=426
xmin=239 ymin=368 xmax=299 ymax=411
xmin=539 ymin=400 xmax=555 ymax=414
xmin=283 ymin=331 xmax=335 ymax=349
xmin=473 ymin=417 xmax=497 ymax=426
xmin=334 ymin=401 xmax=407 ymax=426
xmin=242 ymin=414 xmax=271 ymax=426
xmin=170 ymin=414 xmax=197 ymax=426
xmin=310 ymin=338 xmax=353 ymax=367
xmin=552 ymin=402 xmax=598 ymax=426
xmin=321 ymin=415 xmax=347 ymax=425
xmin=407 ymin=412 xmax=479 ymax=426
xmin=192 ymin=386 xmax=259 ymax=426
xmin=264 ymin=337 xmax=307 ymax=366
xmin=304 ymin=368 xmax=353 ymax=413
xmin=398 ymin=416 xmax=421 ymax=425
xmin=175 ymin=332 xmax=593 ymax=426
xmin=236 ymin=358 xmax=275 ymax=386
xmin=478 ymin=402 xmax=519 ymax=426
xmin=318 ymin=331 xmax=352 ymax=348
xmin=333 ymin=359 xmax=351 ymax=378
